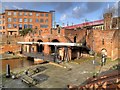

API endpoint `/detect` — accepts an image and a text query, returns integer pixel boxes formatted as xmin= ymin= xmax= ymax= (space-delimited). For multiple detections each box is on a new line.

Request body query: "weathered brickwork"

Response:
xmin=1 ymin=10 xmax=119 ymax=60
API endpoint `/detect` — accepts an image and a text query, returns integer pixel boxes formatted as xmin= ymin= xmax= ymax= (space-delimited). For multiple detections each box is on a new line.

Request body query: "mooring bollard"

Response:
xmin=6 ymin=64 xmax=11 ymax=78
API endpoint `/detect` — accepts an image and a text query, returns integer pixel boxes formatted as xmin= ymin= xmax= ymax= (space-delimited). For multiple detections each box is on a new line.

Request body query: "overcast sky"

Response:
xmin=0 ymin=1 xmax=119 ymax=26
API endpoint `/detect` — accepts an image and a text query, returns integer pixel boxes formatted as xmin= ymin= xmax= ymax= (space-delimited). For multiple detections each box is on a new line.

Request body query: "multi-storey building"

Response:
xmin=0 ymin=9 xmax=52 ymax=35
xmin=0 ymin=13 xmax=5 ymax=34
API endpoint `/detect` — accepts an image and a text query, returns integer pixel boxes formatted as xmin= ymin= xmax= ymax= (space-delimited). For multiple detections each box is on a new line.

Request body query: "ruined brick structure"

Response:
xmin=22 ymin=12 xmax=119 ymax=60
xmin=1 ymin=9 xmax=119 ymax=60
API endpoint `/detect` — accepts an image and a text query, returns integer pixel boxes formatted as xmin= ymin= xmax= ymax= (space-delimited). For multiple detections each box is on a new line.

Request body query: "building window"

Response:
xmin=13 ymin=18 xmax=17 ymax=22
xmin=24 ymin=12 xmax=27 ymax=16
xmin=8 ymin=24 xmax=12 ymax=28
xmin=29 ymin=24 xmax=32 ymax=28
xmin=36 ymin=13 xmax=39 ymax=16
xmin=36 ymin=19 xmax=39 ymax=22
xmin=45 ymin=19 xmax=48 ymax=24
xmin=24 ymin=24 xmax=28 ymax=29
xmin=13 ymin=12 xmax=17 ymax=16
xmin=0 ymin=21 xmax=1 ymax=24
xmin=8 ymin=12 xmax=11 ymax=15
xmin=46 ymin=13 xmax=48 ymax=17
xmin=0 ymin=26 xmax=2 ymax=30
xmin=29 ymin=18 xmax=32 ymax=22
xmin=19 ymin=24 xmax=22 ymax=30
xmin=8 ymin=18 xmax=12 ymax=22
xmin=40 ymin=13 xmax=44 ymax=17
xmin=29 ymin=12 xmax=32 ymax=16
xmin=13 ymin=24 xmax=17 ymax=28
xmin=19 ymin=18 xmax=22 ymax=22
xmin=19 ymin=12 xmax=22 ymax=16
xmin=40 ymin=24 xmax=48 ymax=28
xmin=40 ymin=19 xmax=44 ymax=23
xmin=24 ymin=18 xmax=28 ymax=22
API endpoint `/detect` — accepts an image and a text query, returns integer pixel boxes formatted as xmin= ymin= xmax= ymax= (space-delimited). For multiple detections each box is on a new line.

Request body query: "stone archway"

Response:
xmin=37 ymin=40 xmax=44 ymax=53
xmin=50 ymin=39 xmax=59 ymax=53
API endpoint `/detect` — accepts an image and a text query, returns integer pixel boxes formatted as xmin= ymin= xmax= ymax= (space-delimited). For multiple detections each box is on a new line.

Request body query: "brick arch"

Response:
xmin=36 ymin=39 xmax=44 ymax=53
xmin=35 ymin=38 xmax=44 ymax=42
xmin=49 ymin=39 xmax=60 ymax=53
xmin=50 ymin=37 xmax=61 ymax=42
xmin=51 ymin=39 xmax=60 ymax=42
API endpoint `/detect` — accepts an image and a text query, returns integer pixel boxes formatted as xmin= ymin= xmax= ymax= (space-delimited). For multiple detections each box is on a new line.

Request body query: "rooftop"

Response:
xmin=5 ymin=9 xmax=52 ymax=13
xmin=64 ymin=19 xmax=104 ymax=29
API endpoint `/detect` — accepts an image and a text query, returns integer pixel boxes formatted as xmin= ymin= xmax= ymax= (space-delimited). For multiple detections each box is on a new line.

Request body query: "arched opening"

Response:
xmin=50 ymin=39 xmax=59 ymax=53
xmin=74 ymin=36 xmax=77 ymax=43
xmin=37 ymin=40 xmax=44 ymax=53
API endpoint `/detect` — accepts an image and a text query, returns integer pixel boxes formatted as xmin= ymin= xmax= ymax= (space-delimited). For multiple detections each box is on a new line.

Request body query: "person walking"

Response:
xmin=101 ymin=54 xmax=106 ymax=66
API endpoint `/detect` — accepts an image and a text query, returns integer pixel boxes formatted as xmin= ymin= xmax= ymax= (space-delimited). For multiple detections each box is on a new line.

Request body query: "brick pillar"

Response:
xmin=27 ymin=45 xmax=30 ymax=53
xmin=33 ymin=45 xmax=37 ymax=53
xmin=43 ymin=45 xmax=50 ymax=54
xmin=23 ymin=45 xmax=26 ymax=52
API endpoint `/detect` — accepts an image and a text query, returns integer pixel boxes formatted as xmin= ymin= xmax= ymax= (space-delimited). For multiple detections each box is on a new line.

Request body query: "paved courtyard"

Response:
xmin=1 ymin=58 xmax=119 ymax=88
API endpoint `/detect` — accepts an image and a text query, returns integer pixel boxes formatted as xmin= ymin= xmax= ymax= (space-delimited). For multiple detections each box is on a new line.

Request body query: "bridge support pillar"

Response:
xmin=44 ymin=45 xmax=50 ymax=54
xmin=26 ymin=45 xmax=30 ymax=53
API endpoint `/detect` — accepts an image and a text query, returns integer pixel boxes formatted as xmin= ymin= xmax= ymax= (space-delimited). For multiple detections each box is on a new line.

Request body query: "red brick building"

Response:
xmin=21 ymin=12 xmax=120 ymax=60
xmin=0 ymin=9 xmax=52 ymax=35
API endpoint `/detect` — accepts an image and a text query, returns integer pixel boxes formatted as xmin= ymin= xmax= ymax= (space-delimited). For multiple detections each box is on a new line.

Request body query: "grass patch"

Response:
xmin=72 ymin=57 xmax=94 ymax=64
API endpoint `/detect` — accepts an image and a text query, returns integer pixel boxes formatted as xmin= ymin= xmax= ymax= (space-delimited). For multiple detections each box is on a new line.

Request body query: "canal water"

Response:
xmin=1 ymin=58 xmax=34 ymax=72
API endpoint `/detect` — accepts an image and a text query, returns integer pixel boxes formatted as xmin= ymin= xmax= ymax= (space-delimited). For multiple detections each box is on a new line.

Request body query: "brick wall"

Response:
xmin=86 ymin=29 xmax=119 ymax=60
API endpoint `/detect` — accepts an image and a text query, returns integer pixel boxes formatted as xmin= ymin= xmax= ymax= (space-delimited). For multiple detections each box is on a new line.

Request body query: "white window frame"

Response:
xmin=19 ymin=18 xmax=22 ymax=22
xmin=8 ymin=12 xmax=12 ymax=15
xmin=24 ymin=18 xmax=28 ymax=22
xmin=0 ymin=26 xmax=2 ymax=30
xmin=8 ymin=18 xmax=12 ymax=22
xmin=8 ymin=24 xmax=12 ymax=28
xmin=29 ymin=18 xmax=32 ymax=22
xmin=13 ymin=12 xmax=17 ymax=16
xmin=19 ymin=12 xmax=22 ymax=16
xmin=29 ymin=12 xmax=32 ymax=16
xmin=36 ymin=13 xmax=39 ymax=16
xmin=24 ymin=12 xmax=27 ymax=16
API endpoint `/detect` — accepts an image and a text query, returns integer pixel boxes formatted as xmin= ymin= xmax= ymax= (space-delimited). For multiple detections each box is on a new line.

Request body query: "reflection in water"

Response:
xmin=2 ymin=58 xmax=34 ymax=72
